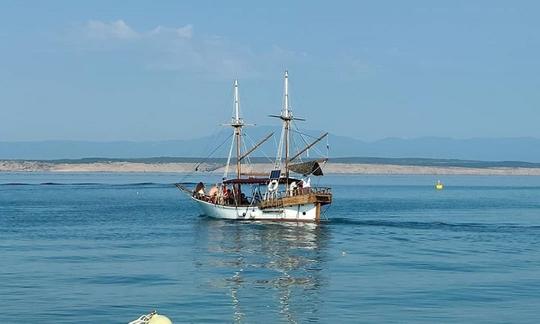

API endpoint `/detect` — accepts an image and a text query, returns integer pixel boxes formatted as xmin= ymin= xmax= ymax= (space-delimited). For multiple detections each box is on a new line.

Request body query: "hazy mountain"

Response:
xmin=1 ymin=127 xmax=539 ymax=162
xmin=328 ymin=136 xmax=540 ymax=162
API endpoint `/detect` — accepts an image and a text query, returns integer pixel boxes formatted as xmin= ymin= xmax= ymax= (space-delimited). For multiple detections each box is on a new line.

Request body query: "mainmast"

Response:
xmin=283 ymin=71 xmax=291 ymax=180
xmin=272 ymin=71 xmax=294 ymax=181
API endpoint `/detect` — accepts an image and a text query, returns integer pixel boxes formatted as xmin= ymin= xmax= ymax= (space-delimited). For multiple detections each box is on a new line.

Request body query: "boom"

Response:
xmin=238 ymin=132 xmax=274 ymax=162
xmin=288 ymin=132 xmax=328 ymax=162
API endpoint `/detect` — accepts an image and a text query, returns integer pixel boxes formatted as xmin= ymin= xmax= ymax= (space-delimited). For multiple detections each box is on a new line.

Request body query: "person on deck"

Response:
xmin=302 ymin=177 xmax=311 ymax=194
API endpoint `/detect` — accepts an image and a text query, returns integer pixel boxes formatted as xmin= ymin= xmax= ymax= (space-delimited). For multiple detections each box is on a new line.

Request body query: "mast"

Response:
xmin=233 ymin=80 xmax=243 ymax=180
xmin=283 ymin=71 xmax=291 ymax=182
xmin=224 ymin=80 xmax=245 ymax=181
xmin=271 ymin=71 xmax=308 ymax=186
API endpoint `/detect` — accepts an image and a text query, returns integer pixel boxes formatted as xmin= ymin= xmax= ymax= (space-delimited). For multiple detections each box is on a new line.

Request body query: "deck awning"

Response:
xmin=223 ymin=177 xmax=301 ymax=185
xmin=288 ymin=160 xmax=325 ymax=176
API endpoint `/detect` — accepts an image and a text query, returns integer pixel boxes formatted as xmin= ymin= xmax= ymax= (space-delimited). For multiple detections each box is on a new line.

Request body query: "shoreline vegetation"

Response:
xmin=2 ymin=158 xmax=540 ymax=175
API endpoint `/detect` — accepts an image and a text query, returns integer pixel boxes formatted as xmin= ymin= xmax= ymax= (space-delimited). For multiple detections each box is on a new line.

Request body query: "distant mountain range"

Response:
xmin=2 ymin=127 xmax=540 ymax=162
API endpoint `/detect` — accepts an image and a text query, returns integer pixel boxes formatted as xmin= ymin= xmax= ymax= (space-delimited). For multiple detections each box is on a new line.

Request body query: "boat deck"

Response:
xmin=259 ymin=187 xmax=332 ymax=209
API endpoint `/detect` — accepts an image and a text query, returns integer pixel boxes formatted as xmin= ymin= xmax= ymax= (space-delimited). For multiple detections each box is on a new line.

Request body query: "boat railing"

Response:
xmin=291 ymin=187 xmax=332 ymax=196
xmin=262 ymin=187 xmax=332 ymax=206
xmin=261 ymin=187 xmax=332 ymax=208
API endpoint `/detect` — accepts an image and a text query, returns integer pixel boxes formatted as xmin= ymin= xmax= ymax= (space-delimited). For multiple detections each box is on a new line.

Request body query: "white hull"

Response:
xmin=194 ymin=197 xmax=320 ymax=222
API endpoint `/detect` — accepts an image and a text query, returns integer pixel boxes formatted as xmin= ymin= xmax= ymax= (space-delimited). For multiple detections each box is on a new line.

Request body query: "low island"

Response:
xmin=2 ymin=157 xmax=540 ymax=175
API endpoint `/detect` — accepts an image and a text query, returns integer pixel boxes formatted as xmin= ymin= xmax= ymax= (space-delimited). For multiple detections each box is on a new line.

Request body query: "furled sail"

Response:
xmin=288 ymin=159 xmax=326 ymax=176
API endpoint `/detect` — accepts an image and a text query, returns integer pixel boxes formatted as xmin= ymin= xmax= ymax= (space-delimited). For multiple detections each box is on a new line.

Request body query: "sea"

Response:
xmin=1 ymin=172 xmax=540 ymax=323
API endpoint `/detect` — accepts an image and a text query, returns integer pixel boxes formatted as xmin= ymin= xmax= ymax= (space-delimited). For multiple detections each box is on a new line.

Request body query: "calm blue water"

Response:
xmin=2 ymin=172 xmax=540 ymax=323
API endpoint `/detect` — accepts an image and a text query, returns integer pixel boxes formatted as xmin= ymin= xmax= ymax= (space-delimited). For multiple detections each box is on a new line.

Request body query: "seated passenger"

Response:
xmin=226 ymin=189 xmax=233 ymax=205
xmin=240 ymin=193 xmax=249 ymax=205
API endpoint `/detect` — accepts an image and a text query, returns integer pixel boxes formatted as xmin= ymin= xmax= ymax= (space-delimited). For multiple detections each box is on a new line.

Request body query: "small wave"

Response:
xmin=328 ymin=217 xmax=540 ymax=233
xmin=115 ymin=182 xmax=197 ymax=187
xmin=1 ymin=182 xmax=105 ymax=186
xmin=0 ymin=182 xmax=32 ymax=186
xmin=116 ymin=182 xmax=197 ymax=187
xmin=1 ymin=182 xmax=191 ymax=187
xmin=38 ymin=182 xmax=110 ymax=186
xmin=115 ymin=182 xmax=156 ymax=186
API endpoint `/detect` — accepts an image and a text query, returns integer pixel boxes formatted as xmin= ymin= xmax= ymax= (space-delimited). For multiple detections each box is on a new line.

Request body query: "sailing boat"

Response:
xmin=176 ymin=71 xmax=332 ymax=222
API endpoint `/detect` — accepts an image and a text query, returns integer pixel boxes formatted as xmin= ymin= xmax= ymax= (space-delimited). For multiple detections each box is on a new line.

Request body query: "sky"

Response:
xmin=0 ymin=1 xmax=539 ymax=142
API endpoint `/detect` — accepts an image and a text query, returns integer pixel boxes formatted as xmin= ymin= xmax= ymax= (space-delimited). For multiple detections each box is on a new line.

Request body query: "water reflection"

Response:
xmin=194 ymin=218 xmax=330 ymax=323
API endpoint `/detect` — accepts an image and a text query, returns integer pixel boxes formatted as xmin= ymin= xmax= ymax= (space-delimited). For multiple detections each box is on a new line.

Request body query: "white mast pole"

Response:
xmin=224 ymin=80 xmax=242 ymax=180
xmin=234 ymin=80 xmax=242 ymax=180
xmin=234 ymin=80 xmax=240 ymax=122
xmin=283 ymin=71 xmax=291 ymax=188
xmin=284 ymin=70 xmax=289 ymax=119
xmin=274 ymin=71 xmax=292 ymax=173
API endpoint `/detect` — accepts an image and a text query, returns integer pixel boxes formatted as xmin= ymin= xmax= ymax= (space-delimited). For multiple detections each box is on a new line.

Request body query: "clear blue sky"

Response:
xmin=1 ymin=1 xmax=539 ymax=141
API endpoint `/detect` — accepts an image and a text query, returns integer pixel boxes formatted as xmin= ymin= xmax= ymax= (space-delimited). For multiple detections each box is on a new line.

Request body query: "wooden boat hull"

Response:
xmin=194 ymin=197 xmax=323 ymax=222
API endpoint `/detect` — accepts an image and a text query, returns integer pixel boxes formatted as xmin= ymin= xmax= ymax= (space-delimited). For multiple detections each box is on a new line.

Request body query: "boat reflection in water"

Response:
xmin=193 ymin=218 xmax=330 ymax=323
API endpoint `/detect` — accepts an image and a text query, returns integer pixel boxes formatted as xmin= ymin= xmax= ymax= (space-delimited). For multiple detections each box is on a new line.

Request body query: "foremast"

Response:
xmin=223 ymin=79 xmax=274 ymax=183
xmin=224 ymin=80 xmax=245 ymax=181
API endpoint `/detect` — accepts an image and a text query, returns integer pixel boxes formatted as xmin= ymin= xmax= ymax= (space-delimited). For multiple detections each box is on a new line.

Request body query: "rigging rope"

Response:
xmin=244 ymin=131 xmax=276 ymax=164
xmin=241 ymin=131 xmax=252 ymax=170
xmin=177 ymin=132 xmax=234 ymax=186
xmin=193 ymin=132 xmax=233 ymax=171
xmin=290 ymin=122 xmax=326 ymax=158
